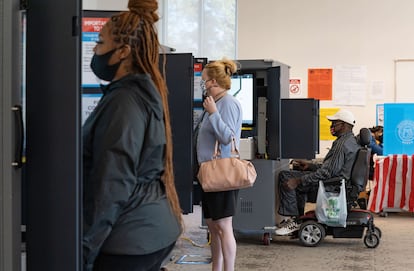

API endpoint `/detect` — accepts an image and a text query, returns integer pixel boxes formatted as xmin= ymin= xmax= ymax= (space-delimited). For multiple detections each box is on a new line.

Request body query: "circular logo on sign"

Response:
xmin=396 ymin=120 xmax=414 ymax=144
xmin=290 ymin=85 xmax=300 ymax=94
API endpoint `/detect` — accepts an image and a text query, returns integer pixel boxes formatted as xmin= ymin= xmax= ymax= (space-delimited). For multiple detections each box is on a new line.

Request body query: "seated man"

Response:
xmin=275 ymin=109 xmax=360 ymax=235
xmin=368 ymin=126 xmax=383 ymax=180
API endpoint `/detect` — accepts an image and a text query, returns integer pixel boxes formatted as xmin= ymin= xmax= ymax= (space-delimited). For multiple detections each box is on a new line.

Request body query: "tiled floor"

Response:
xmin=163 ymin=205 xmax=414 ymax=271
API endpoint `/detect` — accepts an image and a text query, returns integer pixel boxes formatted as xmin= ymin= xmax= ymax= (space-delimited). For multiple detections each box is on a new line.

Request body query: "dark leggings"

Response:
xmin=93 ymin=242 xmax=175 ymax=271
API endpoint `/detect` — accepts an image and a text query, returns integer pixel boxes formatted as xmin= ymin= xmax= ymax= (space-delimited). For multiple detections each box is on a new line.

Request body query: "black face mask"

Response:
xmin=90 ymin=48 xmax=121 ymax=82
xmin=378 ymin=135 xmax=383 ymax=143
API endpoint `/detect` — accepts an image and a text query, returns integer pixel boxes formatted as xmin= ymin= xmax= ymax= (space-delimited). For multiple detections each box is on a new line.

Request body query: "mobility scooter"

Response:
xmin=294 ymin=128 xmax=381 ymax=248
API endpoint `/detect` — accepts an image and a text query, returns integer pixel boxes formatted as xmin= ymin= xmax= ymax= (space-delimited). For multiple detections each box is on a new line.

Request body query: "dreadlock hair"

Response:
xmin=107 ymin=0 xmax=183 ymax=229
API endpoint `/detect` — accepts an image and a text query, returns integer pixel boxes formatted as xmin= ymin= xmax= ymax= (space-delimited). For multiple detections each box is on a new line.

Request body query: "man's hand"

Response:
xmin=284 ymin=178 xmax=302 ymax=190
xmin=292 ymin=159 xmax=310 ymax=171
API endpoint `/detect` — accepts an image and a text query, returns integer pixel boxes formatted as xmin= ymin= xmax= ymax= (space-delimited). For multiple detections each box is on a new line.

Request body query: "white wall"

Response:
xmin=238 ymin=0 xmax=414 ymax=155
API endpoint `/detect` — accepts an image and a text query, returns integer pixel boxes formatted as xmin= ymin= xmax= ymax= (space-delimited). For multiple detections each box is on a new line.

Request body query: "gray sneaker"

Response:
xmin=275 ymin=219 xmax=299 ymax=235
xmin=276 ymin=219 xmax=289 ymax=229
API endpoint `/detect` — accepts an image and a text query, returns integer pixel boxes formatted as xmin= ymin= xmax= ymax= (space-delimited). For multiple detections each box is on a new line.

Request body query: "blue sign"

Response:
xmin=383 ymin=103 xmax=414 ymax=155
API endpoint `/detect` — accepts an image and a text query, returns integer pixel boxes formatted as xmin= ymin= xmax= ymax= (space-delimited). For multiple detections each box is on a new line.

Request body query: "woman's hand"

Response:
xmin=203 ymin=96 xmax=217 ymax=114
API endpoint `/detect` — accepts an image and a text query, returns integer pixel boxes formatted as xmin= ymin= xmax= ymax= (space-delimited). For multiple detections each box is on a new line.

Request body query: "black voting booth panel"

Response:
xmin=238 ymin=59 xmax=319 ymax=160
xmin=161 ymin=53 xmax=194 ymax=214
xmin=265 ymin=65 xmax=288 ymax=160
xmin=231 ymin=60 xmax=319 ymax=241
xmin=281 ymin=98 xmax=320 ymax=159
xmin=192 ymin=58 xmax=208 ymax=205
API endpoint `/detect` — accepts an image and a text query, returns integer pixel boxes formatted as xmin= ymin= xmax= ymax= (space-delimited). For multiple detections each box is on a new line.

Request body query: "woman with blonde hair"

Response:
xmin=197 ymin=58 xmax=242 ymax=271
xmin=82 ymin=0 xmax=182 ymax=270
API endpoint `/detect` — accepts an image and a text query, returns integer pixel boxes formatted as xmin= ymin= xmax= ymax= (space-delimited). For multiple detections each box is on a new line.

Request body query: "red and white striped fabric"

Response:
xmin=368 ymin=154 xmax=414 ymax=213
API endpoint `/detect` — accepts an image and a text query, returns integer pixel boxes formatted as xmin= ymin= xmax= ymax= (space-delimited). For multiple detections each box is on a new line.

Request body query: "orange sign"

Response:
xmin=308 ymin=68 xmax=332 ymax=100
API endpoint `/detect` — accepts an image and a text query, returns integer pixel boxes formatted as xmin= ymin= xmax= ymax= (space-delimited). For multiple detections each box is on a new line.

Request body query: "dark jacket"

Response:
xmin=368 ymin=134 xmax=383 ymax=179
xmin=82 ymin=74 xmax=181 ymax=270
xmin=302 ymin=131 xmax=360 ymax=185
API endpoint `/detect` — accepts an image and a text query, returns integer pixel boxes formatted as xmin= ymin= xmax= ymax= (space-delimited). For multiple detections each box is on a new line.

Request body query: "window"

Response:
xmin=158 ymin=0 xmax=237 ymax=60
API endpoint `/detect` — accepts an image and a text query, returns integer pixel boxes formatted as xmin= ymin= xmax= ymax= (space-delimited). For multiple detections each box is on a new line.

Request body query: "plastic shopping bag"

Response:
xmin=315 ymin=180 xmax=347 ymax=227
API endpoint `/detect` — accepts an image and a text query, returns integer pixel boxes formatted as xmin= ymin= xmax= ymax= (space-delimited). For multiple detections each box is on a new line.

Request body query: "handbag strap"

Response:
xmin=213 ymin=136 xmax=240 ymax=159
xmin=194 ymin=110 xmax=207 ymax=133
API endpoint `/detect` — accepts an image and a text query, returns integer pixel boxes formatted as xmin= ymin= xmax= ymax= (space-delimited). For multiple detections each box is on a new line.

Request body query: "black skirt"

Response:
xmin=202 ymin=189 xmax=239 ymax=220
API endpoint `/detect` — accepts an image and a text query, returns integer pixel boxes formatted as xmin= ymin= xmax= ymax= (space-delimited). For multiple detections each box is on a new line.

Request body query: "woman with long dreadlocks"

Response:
xmin=82 ymin=1 xmax=182 ymax=270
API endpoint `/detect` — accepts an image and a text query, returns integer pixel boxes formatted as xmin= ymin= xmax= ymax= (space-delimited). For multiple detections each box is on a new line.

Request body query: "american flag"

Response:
xmin=368 ymin=154 xmax=414 ymax=213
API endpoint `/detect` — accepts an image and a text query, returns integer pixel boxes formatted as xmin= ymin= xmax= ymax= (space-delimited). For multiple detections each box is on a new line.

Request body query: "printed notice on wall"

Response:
xmin=82 ymin=93 xmax=103 ymax=124
xmin=320 ymin=108 xmax=339 ymax=141
xmin=289 ymin=78 xmax=302 ymax=97
xmin=194 ymin=62 xmax=203 ymax=101
xmin=308 ymin=69 xmax=333 ymax=100
xmin=82 ymin=17 xmax=110 ymax=88
xmin=333 ymin=65 xmax=367 ymax=106
xmin=370 ymin=81 xmax=385 ymax=100
xmin=376 ymin=104 xmax=384 ymax=126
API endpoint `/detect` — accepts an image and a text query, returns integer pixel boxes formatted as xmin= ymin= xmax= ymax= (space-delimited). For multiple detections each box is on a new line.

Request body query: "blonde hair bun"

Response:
xmin=219 ymin=58 xmax=238 ymax=76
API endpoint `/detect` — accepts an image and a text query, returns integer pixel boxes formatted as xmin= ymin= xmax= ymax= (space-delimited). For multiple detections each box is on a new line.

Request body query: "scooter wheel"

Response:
xmin=374 ymin=227 xmax=382 ymax=239
xmin=364 ymin=233 xmax=380 ymax=248
xmin=366 ymin=226 xmax=382 ymax=239
xmin=298 ymin=220 xmax=325 ymax=247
